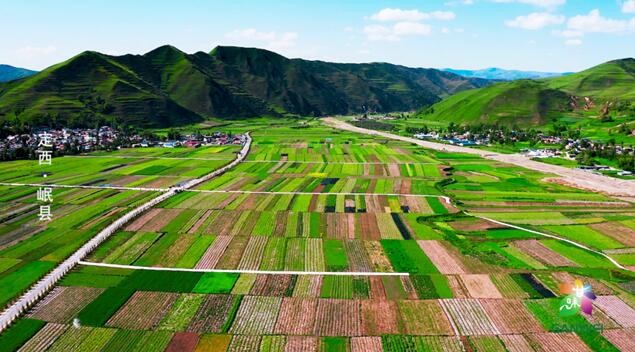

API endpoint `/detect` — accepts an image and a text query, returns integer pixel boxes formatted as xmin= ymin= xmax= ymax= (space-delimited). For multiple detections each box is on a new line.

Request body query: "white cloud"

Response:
xmin=225 ymin=28 xmax=298 ymax=50
xmin=492 ymin=0 xmax=565 ymax=10
xmin=505 ymin=12 xmax=565 ymax=30
xmin=442 ymin=27 xmax=450 ymax=34
xmin=394 ymin=22 xmax=432 ymax=35
xmin=623 ymin=0 xmax=635 ymax=13
xmin=364 ymin=22 xmax=432 ymax=41
xmin=15 ymin=46 xmax=57 ymax=60
xmin=552 ymin=29 xmax=583 ymax=37
xmin=429 ymin=11 xmax=457 ymax=20
xmin=567 ymin=9 xmax=635 ymax=34
xmin=564 ymin=38 xmax=582 ymax=45
xmin=369 ymin=8 xmax=455 ymax=22
xmin=370 ymin=8 xmax=427 ymax=21
xmin=445 ymin=0 xmax=474 ymax=5
xmin=364 ymin=25 xmax=400 ymax=41
xmin=518 ymin=0 xmax=565 ymax=8
xmin=363 ymin=8 xmax=452 ymax=41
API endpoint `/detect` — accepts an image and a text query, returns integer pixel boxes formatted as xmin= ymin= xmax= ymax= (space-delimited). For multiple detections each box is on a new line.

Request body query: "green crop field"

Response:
xmin=0 ymin=119 xmax=634 ymax=352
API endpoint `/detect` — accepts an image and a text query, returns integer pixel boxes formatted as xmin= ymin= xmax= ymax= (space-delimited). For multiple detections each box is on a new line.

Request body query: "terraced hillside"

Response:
xmin=1 ymin=120 xmax=634 ymax=351
xmin=0 ymin=46 xmax=489 ymax=128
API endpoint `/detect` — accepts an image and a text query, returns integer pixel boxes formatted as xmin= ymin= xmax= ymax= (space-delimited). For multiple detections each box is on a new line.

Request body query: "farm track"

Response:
xmin=0 ymin=181 xmax=452 ymax=202
xmin=66 ymin=154 xmax=438 ymax=165
xmin=323 ymin=117 xmax=635 ymax=197
xmin=0 ymin=134 xmax=253 ymax=332
xmin=472 ymin=213 xmax=628 ymax=270
xmin=77 ymin=260 xmax=410 ymax=276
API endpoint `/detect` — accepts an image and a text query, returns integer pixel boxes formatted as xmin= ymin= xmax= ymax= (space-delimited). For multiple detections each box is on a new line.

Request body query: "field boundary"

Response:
xmin=0 ymin=133 xmax=252 ymax=332
xmin=469 ymin=213 xmax=627 ymax=270
xmin=66 ymin=155 xmax=438 ymax=165
xmin=0 ymin=182 xmax=451 ymax=203
xmin=77 ymin=261 xmax=409 ymax=276
xmin=0 ymin=182 xmax=167 ymax=193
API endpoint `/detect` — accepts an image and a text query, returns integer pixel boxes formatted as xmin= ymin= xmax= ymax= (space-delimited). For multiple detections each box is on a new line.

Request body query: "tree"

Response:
xmin=167 ymin=129 xmax=182 ymax=140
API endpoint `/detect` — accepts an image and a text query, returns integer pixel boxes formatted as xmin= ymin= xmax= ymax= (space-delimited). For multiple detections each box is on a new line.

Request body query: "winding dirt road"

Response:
xmin=323 ymin=118 xmax=635 ymax=197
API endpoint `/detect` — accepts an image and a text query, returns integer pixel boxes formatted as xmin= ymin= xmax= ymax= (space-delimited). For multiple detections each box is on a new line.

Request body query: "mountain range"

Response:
xmin=1 ymin=46 xmax=632 ymax=129
xmin=442 ymin=67 xmax=569 ymax=80
xmin=420 ymin=58 xmax=635 ymax=125
xmin=0 ymin=65 xmax=37 ymax=83
xmin=0 ymin=45 xmax=489 ymax=128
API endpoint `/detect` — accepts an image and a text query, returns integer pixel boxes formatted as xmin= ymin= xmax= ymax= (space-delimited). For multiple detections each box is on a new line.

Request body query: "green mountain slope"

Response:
xmin=548 ymin=58 xmax=635 ymax=100
xmin=420 ymin=58 xmax=635 ymax=125
xmin=0 ymin=45 xmax=489 ymax=128
xmin=0 ymin=51 xmax=203 ymax=128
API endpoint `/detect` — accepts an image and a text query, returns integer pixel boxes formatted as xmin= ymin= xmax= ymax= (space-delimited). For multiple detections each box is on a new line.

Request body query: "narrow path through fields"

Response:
xmin=323 ymin=117 xmax=635 ymax=197
xmin=0 ymin=182 xmax=451 ymax=203
xmin=77 ymin=261 xmax=409 ymax=276
xmin=471 ymin=213 xmax=627 ymax=270
xmin=66 ymin=154 xmax=438 ymax=165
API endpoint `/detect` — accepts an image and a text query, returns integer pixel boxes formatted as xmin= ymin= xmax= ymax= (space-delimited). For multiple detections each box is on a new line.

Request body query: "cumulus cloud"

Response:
xmin=364 ymin=22 xmax=432 ymax=41
xmin=505 ymin=12 xmax=565 ymax=30
xmin=369 ymin=8 xmax=455 ymax=22
xmin=15 ymin=46 xmax=57 ymax=59
xmin=548 ymin=9 xmax=635 ymax=46
xmin=364 ymin=25 xmax=399 ymax=41
xmin=567 ymin=9 xmax=635 ymax=34
xmin=363 ymin=8 xmax=452 ymax=41
xmin=370 ymin=8 xmax=427 ymax=21
xmin=445 ymin=0 xmax=474 ymax=5
xmin=552 ymin=29 xmax=583 ymax=38
xmin=492 ymin=0 xmax=565 ymax=9
xmin=623 ymin=0 xmax=635 ymax=13
xmin=225 ymin=28 xmax=298 ymax=50
xmin=393 ymin=22 xmax=432 ymax=35
xmin=518 ymin=0 xmax=565 ymax=8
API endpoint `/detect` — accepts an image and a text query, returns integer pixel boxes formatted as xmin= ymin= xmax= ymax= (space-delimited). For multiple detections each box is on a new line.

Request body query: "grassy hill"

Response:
xmin=548 ymin=58 xmax=635 ymax=100
xmin=0 ymin=45 xmax=489 ymax=128
xmin=419 ymin=58 xmax=635 ymax=126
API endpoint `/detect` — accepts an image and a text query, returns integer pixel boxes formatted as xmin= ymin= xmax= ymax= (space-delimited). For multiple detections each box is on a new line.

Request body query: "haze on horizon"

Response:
xmin=2 ymin=0 xmax=635 ymax=72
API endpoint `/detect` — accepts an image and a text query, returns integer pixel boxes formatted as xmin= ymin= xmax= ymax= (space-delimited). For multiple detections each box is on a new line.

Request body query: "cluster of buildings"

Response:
xmin=414 ymin=131 xmax=485 ymax=146
xmin=0 ymin=127 xmax=247 ymax=160
xmin=415 ymin=130 xmax=569 ymax=147
xmin=1 ymin=127 xmax=127 ymax=152
xmin=135 ymin=132 xmax=246 ymax=149
xmin=413 ymin=129 xmax=634 ymax=176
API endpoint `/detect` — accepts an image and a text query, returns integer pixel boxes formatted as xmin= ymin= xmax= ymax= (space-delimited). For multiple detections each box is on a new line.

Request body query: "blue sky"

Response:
xmin=2 ymin=0 xmax=634 ymax=72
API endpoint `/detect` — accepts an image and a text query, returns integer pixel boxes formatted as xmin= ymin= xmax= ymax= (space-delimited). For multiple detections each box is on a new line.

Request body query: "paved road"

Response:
xmin=324 ymin=118 xmax=635 ymax=197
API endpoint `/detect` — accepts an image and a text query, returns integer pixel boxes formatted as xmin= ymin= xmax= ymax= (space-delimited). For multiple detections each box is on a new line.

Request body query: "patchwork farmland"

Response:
xmin=1 ymin=120 xmax=635 ymax=351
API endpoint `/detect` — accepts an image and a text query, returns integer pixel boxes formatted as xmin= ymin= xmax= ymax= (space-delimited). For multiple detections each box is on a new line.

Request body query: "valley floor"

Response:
xmin=0 ymin=120 xmax=634 ymax=352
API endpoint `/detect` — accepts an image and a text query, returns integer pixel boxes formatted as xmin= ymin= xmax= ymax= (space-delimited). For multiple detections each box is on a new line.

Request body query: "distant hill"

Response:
xmin=442 ymin=67 xmax=569 ymax=80
xmin=0 ymin=64 xmax=37 ymax=83
xmin=420 ymin=58 xmax=635 ymax=125
xmin=0 ymin=45 xmax=490 ymax=128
